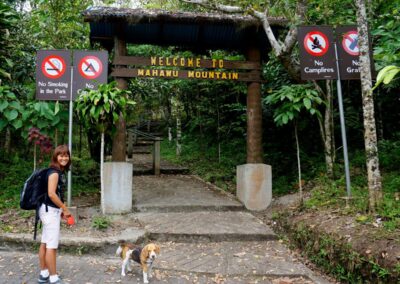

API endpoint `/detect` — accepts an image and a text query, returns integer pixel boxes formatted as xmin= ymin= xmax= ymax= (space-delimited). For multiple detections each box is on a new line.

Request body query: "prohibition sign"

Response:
xmin=342 ymin=30 xmax=359 ymax=56
xmin=79 ymin=56 xmax=103 ymax=79
xmin=303 ymin=31 xmax=329 ymax=56
xmin=41 ymin=55 xmax=66 ymax=79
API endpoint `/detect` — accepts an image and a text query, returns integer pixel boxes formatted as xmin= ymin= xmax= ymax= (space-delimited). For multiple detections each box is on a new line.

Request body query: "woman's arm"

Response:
xmin=48 ymin=172 xmax=71 ymax=217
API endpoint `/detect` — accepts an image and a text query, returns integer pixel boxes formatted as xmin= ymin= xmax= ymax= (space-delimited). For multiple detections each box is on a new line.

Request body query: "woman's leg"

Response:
xmin=39 ymin=243 xmax=47 ymax=270
xmin=45 ymin=248 xmax=57 ymax=275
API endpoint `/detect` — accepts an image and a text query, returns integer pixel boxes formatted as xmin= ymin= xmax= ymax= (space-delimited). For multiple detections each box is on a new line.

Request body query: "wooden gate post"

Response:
xmin=246 ymin=46 xmax=263 ymax=163
xmin=112 ymin=34 xmax=128 ymax=162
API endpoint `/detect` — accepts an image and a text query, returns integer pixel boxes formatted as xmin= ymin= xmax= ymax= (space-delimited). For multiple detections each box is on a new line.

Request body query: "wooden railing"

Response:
xmin=126 ymin=128 xmax=163 ymax=175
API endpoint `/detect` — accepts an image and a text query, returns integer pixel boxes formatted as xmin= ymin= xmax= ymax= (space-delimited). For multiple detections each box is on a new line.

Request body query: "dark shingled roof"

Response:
xmin=83 ymin=7 xmax=287 ymax=55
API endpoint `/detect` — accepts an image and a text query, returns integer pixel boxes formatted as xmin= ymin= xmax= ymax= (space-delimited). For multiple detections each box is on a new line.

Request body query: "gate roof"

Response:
xmin=83 ymin=7 xmax=286 ymax=55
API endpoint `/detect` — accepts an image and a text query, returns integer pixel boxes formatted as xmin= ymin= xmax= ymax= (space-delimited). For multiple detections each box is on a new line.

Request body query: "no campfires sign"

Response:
xmin=303 ymin=31 xmax=329 ymax=57
xmin=297 ymin=26 xmax=337 ymax=80
xmin=36 ymin=50 xmax=71 ymax=101
xmin=73 ymin=50 xmax=108 ymax=97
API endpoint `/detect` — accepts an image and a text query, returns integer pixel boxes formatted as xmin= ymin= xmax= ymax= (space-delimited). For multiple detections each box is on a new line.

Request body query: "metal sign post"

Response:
xmin=334 ymin=43 xmax=352 ymax=198
xmin=67 ymin=66 xmax=74 ymax=207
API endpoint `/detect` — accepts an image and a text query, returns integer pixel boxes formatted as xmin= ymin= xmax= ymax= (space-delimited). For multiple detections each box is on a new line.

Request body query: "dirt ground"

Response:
xmin=0 ymin=192 xmax=143 ymax=238
xmin=253 ymin=193 xmax=400 ymax=281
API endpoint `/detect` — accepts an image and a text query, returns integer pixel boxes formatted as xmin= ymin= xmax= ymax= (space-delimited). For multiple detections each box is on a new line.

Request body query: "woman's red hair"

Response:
xmin=49 ymin=145 xmax=71 ymax=171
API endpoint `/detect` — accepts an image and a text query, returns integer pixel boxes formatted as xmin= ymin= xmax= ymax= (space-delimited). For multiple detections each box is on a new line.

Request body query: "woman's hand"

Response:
xmin=61 ymin=206 xmax=72 ymax=218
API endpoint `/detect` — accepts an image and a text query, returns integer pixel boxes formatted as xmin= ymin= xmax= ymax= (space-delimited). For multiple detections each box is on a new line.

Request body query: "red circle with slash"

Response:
xmin=78 ymin=56 xmax=103 ymax=79
xmin=303 ymin=31 xmax=329 ymax=56
xmin=342 ymin=30 xmax=359 ymax=56
xmin=41 ymin=55 xmax=66 ymax=79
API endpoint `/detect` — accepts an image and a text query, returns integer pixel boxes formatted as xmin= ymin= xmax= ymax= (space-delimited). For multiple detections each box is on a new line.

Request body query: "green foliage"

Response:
xmin=0 ymin=84 xmax=23 ymax=131
xmin=0 ymin=153 xmax=32 ymax=212
xmin=91 ymin=215 xmax=111 ymax=230
xmin=264 ymin=84 xmax=323 ymax=126
xmin=26 ymin=0 xmax=92 ymax=49
xmin=0 ymin=0 xmax=19 ymax=80
xmin=22 ymin=101 xmax=67 ymax=138
xmin=373 ymin=65 xmax=400 ymax=90
xmin=75 ymin=82 xmax=135 ymax=135
xmin=71 ymin=155 xmax=99 ymax=197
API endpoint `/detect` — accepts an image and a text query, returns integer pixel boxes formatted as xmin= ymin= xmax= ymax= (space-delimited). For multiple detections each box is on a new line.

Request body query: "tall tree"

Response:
xmin=355 ymin=0 xmax=382 ymax=211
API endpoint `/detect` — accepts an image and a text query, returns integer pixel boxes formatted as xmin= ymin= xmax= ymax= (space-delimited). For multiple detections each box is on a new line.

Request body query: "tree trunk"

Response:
xmin=324 ymin=80 xmax=335 ymax=178
xmin=355 ymin=0 xmax=382 ymax=211
xmin=176 ymin=115 xmax=181 ymax=156
xmin=294 ymin=123 xmax=303 ymax=203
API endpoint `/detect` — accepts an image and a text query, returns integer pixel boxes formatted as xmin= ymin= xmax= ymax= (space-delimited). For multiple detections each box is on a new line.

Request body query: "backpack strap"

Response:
xmin=33 ymin=206 xmax=40 ymax=240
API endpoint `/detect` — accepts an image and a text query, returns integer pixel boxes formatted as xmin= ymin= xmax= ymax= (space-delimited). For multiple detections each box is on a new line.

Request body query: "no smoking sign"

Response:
xmin=42 ymin=55 xmax=66 ymax=79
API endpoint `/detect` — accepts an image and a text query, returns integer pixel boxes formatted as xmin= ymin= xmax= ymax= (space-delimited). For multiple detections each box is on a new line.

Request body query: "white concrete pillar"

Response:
xmin=237 ymin=163 xmax=272 ymax=211
xmin=103 ymin=162 xmax=133 ymax=214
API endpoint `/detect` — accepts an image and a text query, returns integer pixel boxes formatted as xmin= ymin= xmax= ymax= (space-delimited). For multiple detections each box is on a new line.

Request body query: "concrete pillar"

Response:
xmin=237 ymin=164 xmax=272 ymax=211
xmin=103 ymin=162 xmax=133 ymax=214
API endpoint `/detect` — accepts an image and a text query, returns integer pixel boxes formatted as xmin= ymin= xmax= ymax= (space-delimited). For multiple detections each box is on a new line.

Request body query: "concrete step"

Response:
xmin=136 ymin=211 xmax=277 ymax=242
xmin=132 ymin=167 xmax=190 ymax=176
xmin=0 ymin=248 xmax=331 ymax=283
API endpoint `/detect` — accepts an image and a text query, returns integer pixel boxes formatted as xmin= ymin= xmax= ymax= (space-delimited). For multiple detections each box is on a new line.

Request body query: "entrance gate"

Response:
xmin=83 ymin=7 xmax=286 ymax=210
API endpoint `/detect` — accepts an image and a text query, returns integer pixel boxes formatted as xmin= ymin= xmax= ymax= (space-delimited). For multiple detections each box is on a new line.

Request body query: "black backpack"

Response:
xmin=20 ymin=168 xmax=49 ymax=210
xmin=20 ymin=168 xmax=49 ymax=240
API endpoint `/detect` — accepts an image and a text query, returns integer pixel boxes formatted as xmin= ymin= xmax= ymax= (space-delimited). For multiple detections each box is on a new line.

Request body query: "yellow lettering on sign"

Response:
xmin=159 ymin=57 xmax=163 ymax=66
xmin=152 ymin=69 xmax=158 ymax=76
xmin=215 ymin=72 xmax=221 ymax=79
xmin=222 ymin=72 xmax=227 ymax=79
xmin=180 ymin=58 xmax=185 ymax=67
xmin=187 ymin=59 xmax=194 ymax=67
xmin=196 ymin=58 xmax=201 ymax=68
xmin=166 ymin=70 xmax=172 ymax=77
xmin=151 ymin=57 xmax=156 ymax=65
xmin=173 ymin=58 xmax=178 ymax=66
xmin=232 ymin=73 xmax=238 ymax=80
xmin=173 ymin=71 xmax=178 ymax=77
xmin=188 ymin=71 xmax=195 ymax=78
xmin=138 ymin=69 xmax=144 ymax=76
xmin=145 ymin=69 xmax=151 ymax=76
xmin=165 ymin=58 xmax=171 ymax=66
xmin=159 ymin=70 xmax=165 ymax=77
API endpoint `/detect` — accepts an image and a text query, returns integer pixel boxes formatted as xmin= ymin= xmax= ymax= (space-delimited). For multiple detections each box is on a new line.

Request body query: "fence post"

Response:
xmin=153 ymin=137 xmax=161 ymax=175
xmin=127 ymin=130 xmax=134 ymax=159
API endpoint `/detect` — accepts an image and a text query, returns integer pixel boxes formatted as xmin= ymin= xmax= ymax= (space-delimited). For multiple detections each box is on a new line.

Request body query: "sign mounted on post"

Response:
xmin=297 ymin=26 xmax=337 ymax=80
xmin=73 ymin=50 xmax=108 ymax=98
xmin=336 ymin=26 xmax=360 ymax=80
xmin=36 ymin=50 xmax=71 ymax=101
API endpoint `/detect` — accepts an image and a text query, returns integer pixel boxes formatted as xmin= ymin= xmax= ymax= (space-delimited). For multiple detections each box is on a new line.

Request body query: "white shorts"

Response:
xmin=39 ymin=204 xmax=61 ymax=249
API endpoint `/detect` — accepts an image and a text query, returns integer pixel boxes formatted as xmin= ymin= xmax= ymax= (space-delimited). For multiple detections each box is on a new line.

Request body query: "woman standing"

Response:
xmin=37 ymin=145 xmax=73 ymax=284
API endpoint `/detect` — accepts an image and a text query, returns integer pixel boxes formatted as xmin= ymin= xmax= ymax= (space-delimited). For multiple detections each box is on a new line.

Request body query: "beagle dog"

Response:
xmin=116 ymin=241 xmax=160 ymax=283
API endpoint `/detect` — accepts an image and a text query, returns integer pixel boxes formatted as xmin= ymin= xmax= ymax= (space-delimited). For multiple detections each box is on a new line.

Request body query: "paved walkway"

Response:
xmin=0 ymin=154 xmax=335 ymax=284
